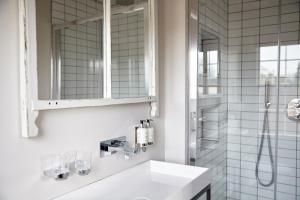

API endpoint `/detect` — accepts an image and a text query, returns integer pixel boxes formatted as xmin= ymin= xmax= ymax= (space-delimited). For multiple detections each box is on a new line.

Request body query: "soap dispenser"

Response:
xmin=146 ymin=119 xmax=155 ymax=145
xmin=136 ymin=120 xmax=148 ymax=152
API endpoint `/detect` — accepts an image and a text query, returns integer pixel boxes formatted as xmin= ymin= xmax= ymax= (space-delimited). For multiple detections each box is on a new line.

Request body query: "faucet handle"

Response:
xmin=295 ymin=112 xmax=300 ymax=119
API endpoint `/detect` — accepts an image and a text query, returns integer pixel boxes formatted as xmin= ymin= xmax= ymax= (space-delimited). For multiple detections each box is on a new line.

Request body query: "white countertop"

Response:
xmin=53 ymin=160 xmax=211 ymax=200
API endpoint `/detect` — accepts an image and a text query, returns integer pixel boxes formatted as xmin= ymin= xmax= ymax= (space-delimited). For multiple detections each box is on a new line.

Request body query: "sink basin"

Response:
xmin=53 ymin=160 xmax=211 ymax=200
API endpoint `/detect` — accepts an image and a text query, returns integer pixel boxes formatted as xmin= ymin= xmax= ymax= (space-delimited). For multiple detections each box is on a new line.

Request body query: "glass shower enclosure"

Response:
xmin=188 ymin=0 xmax=300 ymax=199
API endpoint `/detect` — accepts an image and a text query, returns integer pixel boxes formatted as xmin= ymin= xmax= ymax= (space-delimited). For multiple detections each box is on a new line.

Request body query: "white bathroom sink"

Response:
xmin=53 ymin=160 xmax=211 ymax=200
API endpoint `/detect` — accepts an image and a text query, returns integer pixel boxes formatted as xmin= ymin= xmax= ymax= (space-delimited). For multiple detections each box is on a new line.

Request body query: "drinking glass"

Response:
xmin=75 ymin=152 xmax=92 ymax=176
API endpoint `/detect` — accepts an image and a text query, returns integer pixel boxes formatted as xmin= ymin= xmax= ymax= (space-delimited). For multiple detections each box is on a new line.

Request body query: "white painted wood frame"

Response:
xmin=19 ymin=0 xmax=159 ymax=137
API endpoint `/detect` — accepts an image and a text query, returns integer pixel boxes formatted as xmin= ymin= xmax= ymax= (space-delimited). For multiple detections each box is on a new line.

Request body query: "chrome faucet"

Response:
xmin=100 ymin=136 xmax=138 ymax=159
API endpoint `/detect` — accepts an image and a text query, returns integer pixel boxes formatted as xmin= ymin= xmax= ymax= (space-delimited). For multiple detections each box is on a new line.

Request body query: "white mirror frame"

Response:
xmin=19 ymin=0 xmax=159 ymax=138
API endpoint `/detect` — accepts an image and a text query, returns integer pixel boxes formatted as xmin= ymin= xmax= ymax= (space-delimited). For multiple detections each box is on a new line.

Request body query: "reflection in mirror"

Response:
xmin=198 ymin=30 xmax=220 ymax=96
xmin=36 ymin=0 xmax=104 ymax=100
xmin=111 ymin=0 xmax=148 ymax=99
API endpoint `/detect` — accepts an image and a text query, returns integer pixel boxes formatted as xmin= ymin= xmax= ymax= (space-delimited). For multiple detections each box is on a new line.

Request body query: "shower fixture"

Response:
xmin=255 ymin=81 xmax=275 ymax=187
xmin=287 ymin=98 xmax=300 ymax=121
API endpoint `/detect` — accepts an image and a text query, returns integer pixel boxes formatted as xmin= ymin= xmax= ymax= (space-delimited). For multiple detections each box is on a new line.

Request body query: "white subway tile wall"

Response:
xmin=196 ymin=0 xmax=228 ymax=200
xmin=227 ymin=0 xmax=300 ymax=200
xmin=52 ymin=0 xmax=104 ymax=99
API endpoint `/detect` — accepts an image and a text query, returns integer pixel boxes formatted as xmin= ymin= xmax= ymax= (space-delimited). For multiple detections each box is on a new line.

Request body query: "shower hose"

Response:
xmin=255 ymin=82 xmax=275 ymax=187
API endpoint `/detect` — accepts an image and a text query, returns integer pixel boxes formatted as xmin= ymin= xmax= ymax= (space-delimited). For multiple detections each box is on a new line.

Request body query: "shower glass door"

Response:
xmin=189 ymin=0 xmax=300 ymax=200
xmin=226 ymin=0 xmax=300 ymax=199
xmin=188 ymin=0 xmax=228 ymax=199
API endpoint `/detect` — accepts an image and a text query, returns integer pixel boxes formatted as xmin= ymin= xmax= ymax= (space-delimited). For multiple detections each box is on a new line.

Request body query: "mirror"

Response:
xmin=198 ymin=29 xmax=220 ymax=96
xmin=36 ymin=0 xmax=104 ymax=100
xmin=19 ymin=0 xmax=157 ymax=137
xmin=36 ymin=0 xmax=155 ymax=100
xmin=111 ymin=0 xmax=149 ymax=99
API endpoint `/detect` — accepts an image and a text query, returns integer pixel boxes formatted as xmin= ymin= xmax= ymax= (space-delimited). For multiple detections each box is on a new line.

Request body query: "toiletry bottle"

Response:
xmin=146 ymin=119 xmax=155 ymax=145
xmin=136 ymin=120 xmax=148 ymax=151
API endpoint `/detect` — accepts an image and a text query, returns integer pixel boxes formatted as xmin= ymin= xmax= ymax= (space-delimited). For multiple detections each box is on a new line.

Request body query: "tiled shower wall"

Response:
xmin=52 ymin=0 xmax=146 ymax=99
xmin=195 ymin=0 xmax=228 ymax=200
xmin=227 ymin=0 xmax=300 ymax=199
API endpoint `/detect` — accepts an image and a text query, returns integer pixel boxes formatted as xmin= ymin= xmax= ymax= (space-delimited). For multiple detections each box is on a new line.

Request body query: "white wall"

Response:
xmin=0 ymin=0 xmax=190 ymax=198
xmin=158 ymin=0 xmax=188 ymax=164
xmin=0 ymin=0 xmax=164 ymax=199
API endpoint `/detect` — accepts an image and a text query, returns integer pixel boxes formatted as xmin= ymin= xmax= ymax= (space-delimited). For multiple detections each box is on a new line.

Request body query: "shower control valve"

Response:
xmin=287 ymin=99 xmax=300 ymax=121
